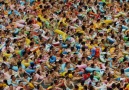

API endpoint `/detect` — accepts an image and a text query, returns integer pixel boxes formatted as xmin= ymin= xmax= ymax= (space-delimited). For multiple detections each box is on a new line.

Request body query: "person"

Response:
xmin=0 ymin=0 xmax=129 ymax=89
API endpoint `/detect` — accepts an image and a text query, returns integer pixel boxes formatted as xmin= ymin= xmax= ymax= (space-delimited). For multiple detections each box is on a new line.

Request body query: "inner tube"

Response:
xmin=25 ymin=69 xmax=35 ymax=74
xmin=49 ymin=56 xmax=56 ymax=63
xmin=107 ymin=37 xmax=115 ymax=44
xmin=62 ymin=51 xmax=68 ymax=55
xmin=99 ymin=55 xmax=106 ymax=63
xmin=125 ymin=42 xmax=129 ymax=47
xmin=61 ymin=43 xmax=67 ymax=48
xmin=124 ymin=67 xmax=129 ymax=72
xmin=60 ymin=63 xmax=66 ymax=73
xmin=12 ymin=64 xmax=25 ymax=71
xmin=123 ymin=36 xmax=129 ymax=41
xmin=85 ymin=67 xmax=101 ymax=72
xmin=76 ymin=44 xmax=81 ymax=50
xmin=99 ymin=5 xmax=105 ymax=13
xmin=91 ymin=48 xmax=96 ymax=57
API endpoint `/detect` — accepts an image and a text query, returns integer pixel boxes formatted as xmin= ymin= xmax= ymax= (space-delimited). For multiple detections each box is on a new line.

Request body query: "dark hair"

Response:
xmin=20 ymin=88 xmax=23 ymax=90
xmin=71 ymin=47 xmax=74 ymax=51
xmin=90 ymin=75 xmax=94 ymax=80
xmin=3 ymin=79 xmax=8 ymax=85
xmin=3 ymin=57 xmax=6 ymax=61
xmin=81 ymin=47 xmax=85 ymax=51
xmin=30 ymin=42 xmax=34 ymax=46
xmin=107 ymin=77 xmax=111 ymax=82
xmin=116 ymin=83 xmax=120 ymax=88
xmin=89 ymin=86 xmax=94 ymax=90
xmin=121 ymin=69 xmax=124 ymax=74
xmin=112 ymin=83 xmax=116 ymax=89
xmin=19 ymin=81 xmax=22 ymax=84
xmin=78 ymin=61 xmax=81 ymax=65
xmin=84 ymin=85 xmax=87 ymax=90
xmin=81 ymin=80 xmax=85 ymax=86
xmin=11 ymin=75 xmax=14 ymax=79
xmin=75 ymin=85 xmax=79 ymax=89
xmin=17 ymin=61 xmax=21 ymax=68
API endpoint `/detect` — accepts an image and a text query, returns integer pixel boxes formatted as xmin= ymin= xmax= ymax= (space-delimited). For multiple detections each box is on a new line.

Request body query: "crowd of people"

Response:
xmin=0 ymin=0 xmax=129 ymax=90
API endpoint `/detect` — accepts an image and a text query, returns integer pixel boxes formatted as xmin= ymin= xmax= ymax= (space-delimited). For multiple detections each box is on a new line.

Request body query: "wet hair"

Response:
xmin=11 ymin=75 xmax=15 ymax=79
xmin=37 ymin=85 xmax=40 ymax=89
xmin=37 ymin=17 xmax=41 ymax=22
xmin=20 ymin=88 xmax=23 ymax=90
xmin=81 ymin=47 xmax=85 ymax=51
xmin=18 ymin=81 xmax=22 ymax=84
xmin=81 ymin=80 xmax=85 ymax=86
xmin=107 ymin=88 xmax=112 ymax=90
xmin=78 ymin=61 xmax=81 ymax=65
xmin=39 ymin=5 xmax=42 ymax=8
xmin=116 ymin=83 xmax=120 ymax=88
xmin=71 ymin=47 xmax=74 ymax=51
xmin=123 ymin=56 xmax=127 ymax=62
xmin=107 ymin=77 xmax=111 ymax=82
xmin=112 ymin=83 xmax=116 ymax=89
xmin=79 ymin=38 xmax=82 ymax=43
xmin=81 ymin=42 xmax=85 ymax=45
xmin=3 ymin=79 xmax=8 ymax=85
xmin=30 ymin=42 xmax=34 ymax=46
xmin=121 ymin=69 xmax=124 ymax=74
xmin=27 ymin=20 xmax=33 ymax=25
xmin=90 ymin=74 xmax=94 ymax=80
xmin=89 ymin=86 xmax=94 ymax=90
xmin=30 ymin=62 xmax=35 ymax=69
xmin=50 ymin=46 xmax=53 ymax=50
xmin=17 ymin=61 xmax=22 ymax=68
xmin=23 ymin=73 xmax=28 ymax=77
xmin=91 ymin=64 xmax=95 ymax=68
xmin=84 ymin=85 xmax=87 ymax=90
xmin=75 ymin=85 xmax=79 ymax=89
xmin=105 ymin=61 xmax=109 ymax=66
xmin=82 ymin=25 xmax=86 ymax=30
xmin=60 ymin=53 xmax=64 ymax=58
xmin=3 ymin=57 xmax=7 ymax=61
xmin=84 ymin=6 xmax=87 ymax=10
xmin=58 ymin=59 xmax=62 ymax=64
xmin=7 ymin=50 xmax=10 ymax=54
